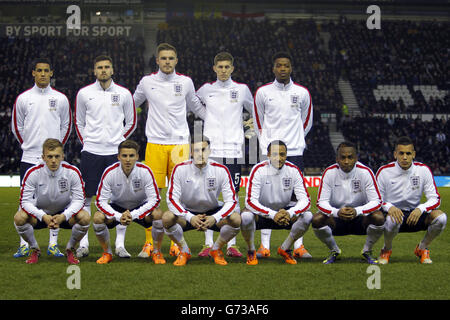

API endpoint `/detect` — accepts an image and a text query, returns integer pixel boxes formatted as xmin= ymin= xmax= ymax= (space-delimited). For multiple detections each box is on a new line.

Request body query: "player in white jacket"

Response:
xmin=195 ymin=52 xmax=254 ymax=258
xmin=252 ymin=52 xmax=313 ymax=259
xmin=11 ymin=58 xmax=72 ymax=258
xmin=162 ymin=135 xmax=241 ymax=266
xmin=376 ymin=136 xmax=446 ymax=264
xmin=242 ymin=140 xmax=312 ymax=265
xmin=13 ymin=139 xmax=90 ymax=265
xmin=92 ymin=140 xmax=163 ymax=264
xmin=312 ymin=142 xmax=384 ymax=264
xmin=74 ymin=55 xmax=137 ymax=259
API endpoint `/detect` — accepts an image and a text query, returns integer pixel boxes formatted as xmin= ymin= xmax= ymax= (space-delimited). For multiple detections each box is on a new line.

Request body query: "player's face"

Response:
xmin=94 ymin=60 xmax=114 ymax=82
xmin=337 ymin=146 xmax=357 ymax=173
xmin=394 ymin=144 xmax=415 ymax=170
xmin=213 ymin=60 xmax=234 ymax=82
xmin=273 ymin=58 xmax=292 ymax=84
xmin=32 ymin=63 xmax=53 ymax=88
xmin=191 ymin=141 xmax=210 ymax=168
xmin=268 ymin=144 xmax=287 ymax=169
xmin=118 ymin=148 xmax=138 ymax=175
xmin=42 ymin=147 xmax=64 ymax=172
xmin=157 ymin=50 xmax=178 ymax=74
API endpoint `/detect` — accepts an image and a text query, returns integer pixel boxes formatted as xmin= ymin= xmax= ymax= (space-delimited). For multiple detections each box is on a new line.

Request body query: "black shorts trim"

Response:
xmin=104 ymin=203 xmax=152 ymax=229
xmin=183 ymin=207 xmax=222 ymax=232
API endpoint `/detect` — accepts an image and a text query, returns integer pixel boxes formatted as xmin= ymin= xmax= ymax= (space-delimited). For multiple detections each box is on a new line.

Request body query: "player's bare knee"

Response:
xmin=311 ymin=212 xmax=327 ymax=228
xmin=151 ymin=207 xmax=163 ymax=220
xmin=93 ymin=211 xmax=105 ymax=224
xmin=76 ymin=210 xmax=91 ymax=226
xmin=369 ymin=210 xmax=385 ymax=226
xmin=162 ymin=210 xmax=176 ymax=228
xmin=14 ymin=210 xmax=29 ymax=226
xmin=228 ymin=212 xmax=241 ymax=228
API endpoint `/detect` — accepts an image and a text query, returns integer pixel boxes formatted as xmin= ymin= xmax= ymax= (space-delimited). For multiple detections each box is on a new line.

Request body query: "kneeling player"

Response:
xmin=376 ymin=136 xmax=446 ymax=264
xmin=93 ymin=140 xmax=162 ymax=264
xmin=242 ymin=140 xmax=312 ymax=265
xmin=312 ymin=142 xmax=384 ymax=264
xmin=162 ymin=135 xmax=240 ymax=266
xmin=14 ymin=138 xmax=89 ymax=264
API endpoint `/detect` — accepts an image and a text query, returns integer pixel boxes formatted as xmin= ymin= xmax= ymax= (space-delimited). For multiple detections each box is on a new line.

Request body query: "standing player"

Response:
xmin=312 ymin=142 xmax=384 ymax=264
xmin=195 ymin=52 xmax=254 ymax=258
xmin=93 ymin=140 xmax=163 ymax=264
xmin=242 ymin=140 xmax=312 ymax=265
xmin=253 ymin=51 xmax=313 ymax=259
xmin=75 ymin=55 xmax=136 ymax=258
xmin=162 ymin=135 xmax=241 ymax=266
xmin=133 ymin=43 xmax=206 ymax=258
xmin=11 ymin=58 xmax=72 ymax=258
xmin=13 ymin=138 xmax=89 ymax=264
xmin=376 ymin=136 xmax=446 ymax=264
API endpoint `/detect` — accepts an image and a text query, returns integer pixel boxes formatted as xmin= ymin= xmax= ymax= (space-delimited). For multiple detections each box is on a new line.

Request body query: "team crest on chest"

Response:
xmin=351 ymin=179 xmax=361 ymax=193
xmin=230 ymin=90 xmax=238 ymax=103
xmin=132 ymin=178 xmax=142 ymax=191
xmin=48 ymin=98 xmax=57 ymax=111
xmin=290 ymin=95 xmax=299 ymax=108
xmin=282 ymin=177 xmax=292 ymax=189
xmin=207 ymin=177 xmax=216 ymax=190
xmin=58 ymin=178 xmax=68 ymax=193
xmin=111 ymin=94 xmax=120 ymax=106
xmin=410 ymin=176 xmax=420 ymax=190
xmin=174 ymin=83 xmax=183 ymax=96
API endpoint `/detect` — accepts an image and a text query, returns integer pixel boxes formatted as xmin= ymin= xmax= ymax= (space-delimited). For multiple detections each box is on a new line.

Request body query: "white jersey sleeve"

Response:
xmin=11 ymin=94 xmax=26 ymax=144
xmin=132 ymin=77 xmax=147 ymax=108
xmin=129 ymin=165 xmax=161 ymax=220
xmin=316 ymin=165 xmax=340 ymax=217
xmin=166 ymin=163 xmax=193 ymax=222
xmin=210 ymin=163 xmax=237 ymax=223
xmin=301 ymin=88 xmax=313 ymax=137
xmin=354 ymin=167 xmax=382 ymax=216
xmin=122 ymin=89 xmax=137 ymax=139
xmin=20 ymin=165 xmax=48 ymax=221
xmin=252 ymin=88 xmax=265 ymax=140
xmin=59 ymin=94 xmax=72 ymax=145
xmin=286 ymin=164 xmax=311 ymax=218
xmin=185 ymin=78 xmax=206 ymax=120
xmin=61 ymin=165 xmax=85 ymax=221
xmin=74 ymin=89 xmax=87 ymax=143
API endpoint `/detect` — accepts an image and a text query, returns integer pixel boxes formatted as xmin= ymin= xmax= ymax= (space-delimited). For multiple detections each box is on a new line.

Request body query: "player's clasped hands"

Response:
xmin=43 ymin=214 xmax=66 ymax=229
xmin=274 ymin=209 xmax=290 ymax=226
xmin=338 ymin=207 xmax=357 ymax=221
xmin=120 ymin=210 xmax=133 ymax=226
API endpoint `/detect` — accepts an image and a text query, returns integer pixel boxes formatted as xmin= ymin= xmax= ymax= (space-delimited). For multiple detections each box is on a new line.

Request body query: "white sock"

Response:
xmin=363 ymin=224 xmax=384 ymax=252
xmin=115 ymin=224 xmax=127 ymax=248
xmin=293 ymin=237 xmax=303 ymax=249
xmin=164 ymin=223 xmax=189 ymax=253
xmin=281 ymin=212 xmax=312 ymax=251
xmin=93 ymin=223 xmax=111 ymax=254
xmin=79 ymin=197 xmax=92 ymax=248
xmin=313 ymin=226 xmax=339 ymax=252
xmin=383 ymin=215 xmax=401 ymax=250
xmin=48 ymin=228 xmax=59 ymax=246
xmin=227 ymin=236 xmax=237 ymax=248
xmin=260 ymin=229 xmax=271 ymax=249
xmin=419 ymin=213 xmax=447 ymax=250
xmin=151 ymin=220 xmax=165 ymax=252
xmin=67 ymin=224 xmax=89 ymax=250
xmin=204 ymin=229 xmax=214 ymax=247
xmin=240 ymin=211 xmax=256 ymax=251
xmin=19 ymin=236 xmax=28 ymax=247
xmin=15 ymin=223 xmax=39 ymax=249
xmin=212 ymin=225 xmax=240 ymax=251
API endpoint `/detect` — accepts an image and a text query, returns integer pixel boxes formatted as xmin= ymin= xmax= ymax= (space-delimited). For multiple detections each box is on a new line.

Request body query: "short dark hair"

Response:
xmin=32 ymin=58 xmax=52 ymax=70
xmin=214 ymin=52 xmax=234 ymax=65
xmin=395 ymin=136 xmax=414 ymax=149
xmin=42 ymin=138 xmax=62 ymax=153
xmin=118 ymin=139 xmax=140 ymax=153
xmin=272 ymin=51 xmax=292 ymax=65
xmin=190 ymin=134 xmax=210 ymax=146
xmin=336 ymin=141 xmax=356 ymax=154
xmin=267 ymin=140 xmax=287 ymax=154
xmin=94 ymin=55 xmax=113 ymax=66
xmin=157 ymin=43 xmax=177 ymax=56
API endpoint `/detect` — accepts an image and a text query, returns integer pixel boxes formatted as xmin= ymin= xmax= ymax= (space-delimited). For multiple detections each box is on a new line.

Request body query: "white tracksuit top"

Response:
xmin=20 ymin=161 xmax=85 ymax=221
xmin=96 ymin=162 xmax=161 ymax=222
xmin=317 ymin=162 xmax=382 ymax=217
xmin=75 ymin=80 xmax=136 ymax=155
xmin=167 ymin=159 xmax=237 ymax=223
xmin=245 ymin=160 xmax=310 ymax=219
xmin=133 ymin=69 xmax=206 ymax=145
xmin=12 ymin=84 xmax=71 ymax=164
xmin=253 ymin=78 xmax=313 ymax=156
xmin=196 ymin=78 xmax=254 ymax=158
xmin=376 ymin=161 xmax=441 ymax=213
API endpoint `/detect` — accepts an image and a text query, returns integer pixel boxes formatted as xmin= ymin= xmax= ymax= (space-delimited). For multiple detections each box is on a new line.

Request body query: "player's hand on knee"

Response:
xmin=406 ymin=208 xmax=422 ymax=226
xmin=388 ymin=206 xmax=404 ymax=224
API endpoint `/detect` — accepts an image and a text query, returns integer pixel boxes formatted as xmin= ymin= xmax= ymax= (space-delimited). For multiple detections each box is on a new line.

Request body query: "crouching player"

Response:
xmin=93 ymin=139 xmax=162 ymax=264
xmin=162 ymin=135 xmax=241 ymax=266
xmin=376 ymin=136 xmax=446 ymax=264
xmin=14 ymin=138 xmax=89 ymax=264
xmin=241 ymin=140 xmax=312 ymax=265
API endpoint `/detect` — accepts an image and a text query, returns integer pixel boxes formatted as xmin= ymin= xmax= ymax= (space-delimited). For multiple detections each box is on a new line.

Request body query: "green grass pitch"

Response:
xmin=0 ymin=187 xmax=448 ymax=300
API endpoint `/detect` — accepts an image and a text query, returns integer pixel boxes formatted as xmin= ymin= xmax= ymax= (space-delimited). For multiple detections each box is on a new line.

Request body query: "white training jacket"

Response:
xmin=133 ymin=69 xmax=206 ymax=145
xmin=317 ymin=162 xmax=382 ymax=217
xmin=96 ymin=162 xmax=161 ymax=222
xmin=20 ymin=161 xmax=85 ymax=222
xmin=376 ymin=161 xmax=441 ymax=213
xmin=12 ymin=84 xmax=71 ymax=164
xmin=245 ymin=160 xmax=310 ymax=219
xmin=167 ymin=159 xmax=237 ymax=223
xmin=196 ymin=78 xmax=253 ymax=158
xmin=75 ymin=80 xmax=136 ymax=155
xmin=253 ymin=78 xmax=313 ymax=156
